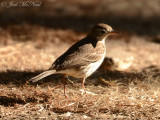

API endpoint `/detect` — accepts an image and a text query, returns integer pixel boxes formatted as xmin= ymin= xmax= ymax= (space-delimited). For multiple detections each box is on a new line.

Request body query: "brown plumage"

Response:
xmin=29 ymin=23 xmax=115 ymax=96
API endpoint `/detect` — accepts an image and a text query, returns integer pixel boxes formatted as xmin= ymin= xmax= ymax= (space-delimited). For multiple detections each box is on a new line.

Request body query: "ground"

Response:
xmin=0 ymin=0 xmax=160 ymax=119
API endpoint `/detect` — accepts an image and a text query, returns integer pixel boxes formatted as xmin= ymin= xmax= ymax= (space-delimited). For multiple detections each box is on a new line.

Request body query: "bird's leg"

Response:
xmin=82 ymin=78 xmax=87 ymax=95
xmin=62 ymin=74 xmax=67 ymax=97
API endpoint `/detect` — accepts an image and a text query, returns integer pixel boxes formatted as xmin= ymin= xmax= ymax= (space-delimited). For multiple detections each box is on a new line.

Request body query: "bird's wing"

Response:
xmin=62 ymin=50 xmax=103 ymax=68
xmin=49 ymin=39 xmax=105 ymax=70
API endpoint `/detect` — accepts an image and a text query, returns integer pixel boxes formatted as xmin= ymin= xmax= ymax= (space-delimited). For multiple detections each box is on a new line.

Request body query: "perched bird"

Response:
xmin=29 ymin=23 xmax=116 ymax=96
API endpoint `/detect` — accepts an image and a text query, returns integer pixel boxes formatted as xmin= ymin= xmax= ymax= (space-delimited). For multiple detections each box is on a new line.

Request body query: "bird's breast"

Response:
xmin=94 ymin=39 xmax=106 ymax=54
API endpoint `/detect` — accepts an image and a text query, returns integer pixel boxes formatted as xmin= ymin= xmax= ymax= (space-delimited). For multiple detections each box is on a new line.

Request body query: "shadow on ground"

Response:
xmin=0 ymin=70 xmax=62 ymax=85
xmin=0 ymin=65 xmax=159 ymax=86
xmin=0 ymin=12 xmax=160 ymax=36
xmin=0 ymin=96 xmax=26 ymax=107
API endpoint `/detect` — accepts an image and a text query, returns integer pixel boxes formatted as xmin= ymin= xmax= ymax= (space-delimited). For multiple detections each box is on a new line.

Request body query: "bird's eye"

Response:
xmin=101 ymin=29 xmax=106 ymax=34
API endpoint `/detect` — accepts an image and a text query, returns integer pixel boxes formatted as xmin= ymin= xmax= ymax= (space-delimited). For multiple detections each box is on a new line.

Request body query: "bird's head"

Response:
xmin=88 ymin=23 xmax=116 ymax=40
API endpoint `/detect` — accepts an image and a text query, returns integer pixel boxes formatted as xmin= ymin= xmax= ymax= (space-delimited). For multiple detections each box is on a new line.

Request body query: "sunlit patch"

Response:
xmin=114 ymin=56 xmax=134 ymax=70
xmin=80 ymin=89 xmax=97 ymax=95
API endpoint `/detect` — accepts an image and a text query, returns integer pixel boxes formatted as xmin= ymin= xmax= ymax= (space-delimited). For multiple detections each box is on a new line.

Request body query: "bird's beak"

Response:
xmin=108 ymin=31 xmax=120 ymax=35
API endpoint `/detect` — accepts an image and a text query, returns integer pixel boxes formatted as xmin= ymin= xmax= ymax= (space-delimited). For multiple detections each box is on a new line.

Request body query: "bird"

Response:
xmin=29 ymin=23 xmax=116 ymax=96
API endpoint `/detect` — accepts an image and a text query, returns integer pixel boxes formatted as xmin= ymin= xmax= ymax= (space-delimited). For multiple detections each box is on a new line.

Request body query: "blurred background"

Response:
xmin=0 ymin=0 xmax=160 ymax=71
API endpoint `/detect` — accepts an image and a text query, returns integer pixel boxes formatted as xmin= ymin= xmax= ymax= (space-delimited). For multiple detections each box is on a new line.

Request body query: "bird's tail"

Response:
xmin=29 ymin=70 xmax=56 ymax=82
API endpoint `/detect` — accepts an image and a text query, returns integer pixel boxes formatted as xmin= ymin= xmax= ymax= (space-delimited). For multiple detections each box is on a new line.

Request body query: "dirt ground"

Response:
xmin=0 ymin=0 xmax=160 ymax=119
